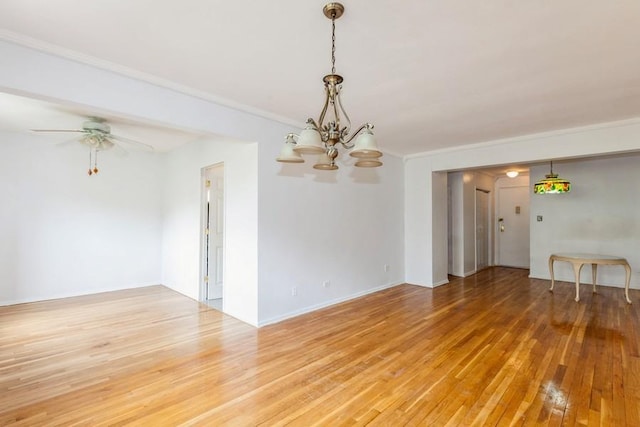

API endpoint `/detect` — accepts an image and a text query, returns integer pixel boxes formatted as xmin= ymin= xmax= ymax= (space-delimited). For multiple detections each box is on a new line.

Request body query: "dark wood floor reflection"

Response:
xmin=1 ymin=267 xmax=639 ymax=425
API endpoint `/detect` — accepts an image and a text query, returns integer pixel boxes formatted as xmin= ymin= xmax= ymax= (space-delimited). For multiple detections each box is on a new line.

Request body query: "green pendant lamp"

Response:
xmin=533 ymin=161 xmax=571 ymax=194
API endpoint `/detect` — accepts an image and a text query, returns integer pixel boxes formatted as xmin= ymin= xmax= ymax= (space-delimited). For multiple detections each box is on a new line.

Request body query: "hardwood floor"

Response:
xmin=1 ymin=267 xmax=639 ymax=426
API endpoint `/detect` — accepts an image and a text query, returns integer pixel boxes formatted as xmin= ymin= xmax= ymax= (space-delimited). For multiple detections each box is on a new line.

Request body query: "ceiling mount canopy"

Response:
xmin=276 ymin=2 xmax=382 ymax=170
xmin=533 ymin=161 xmax=571 ymax=194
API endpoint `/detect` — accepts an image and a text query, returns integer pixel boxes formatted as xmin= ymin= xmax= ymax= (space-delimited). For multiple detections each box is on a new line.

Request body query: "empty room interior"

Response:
xmin=1 ymin=1 xmax=640 ymax=425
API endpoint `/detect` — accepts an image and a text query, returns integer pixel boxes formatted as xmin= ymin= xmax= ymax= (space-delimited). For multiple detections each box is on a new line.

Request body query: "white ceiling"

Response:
xmin=1 ymin=0 xmax=640 ymax=156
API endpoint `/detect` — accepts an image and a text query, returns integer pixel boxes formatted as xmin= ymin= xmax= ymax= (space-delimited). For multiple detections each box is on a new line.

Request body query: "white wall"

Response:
xmin=161 ymin=138 xmax=259 ymax=324
xmin=404 ymin=162 xmax=449 ymax=288
xmin=4 ymin=37 xmax=640 ymax=320
xmin=405 ymin=157 xmax=434 ymax=285
xmin=1 ymin=40 xmax=407 ymax=327
xmin=0 ymin=40 xmax=274 ymax=325
xmin=0 ymin=131 xmax=162 ymax=304
xmin=530 ymin=156 xmax=640 ymax=289
xmin=256 ymin=143 xmax=405 ymax=325
xmin=405 ymin=119 xmax=640 ymax=287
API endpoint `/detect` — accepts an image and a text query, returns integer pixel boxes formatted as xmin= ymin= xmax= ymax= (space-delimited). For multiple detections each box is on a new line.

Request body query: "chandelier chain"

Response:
xmin=331 ymin=17 xmax=336 ymax=74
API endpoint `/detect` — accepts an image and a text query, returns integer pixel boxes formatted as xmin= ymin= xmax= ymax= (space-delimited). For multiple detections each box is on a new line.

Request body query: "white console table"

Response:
xmin=548 ymin=253 xmax=632 ymax=304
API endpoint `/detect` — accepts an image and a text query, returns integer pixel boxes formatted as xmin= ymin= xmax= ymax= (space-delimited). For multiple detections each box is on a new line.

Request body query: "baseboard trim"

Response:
xmin=258 ymin=282 xmax=403 ymax=327
xmin=0 ymin=283 xmax=161 ymax=307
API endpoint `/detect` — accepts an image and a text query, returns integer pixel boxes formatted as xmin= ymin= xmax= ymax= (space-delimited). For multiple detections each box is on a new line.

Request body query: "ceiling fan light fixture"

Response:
xmin=82 ymin=117 xmax=110 ymax=134
xmin=31 ymin=116 xmax=154 ymax=175
xmin=80 ymin=134 xmax=100 ymax=148
xmin=276 ymin=3 xmax=382 ymax=171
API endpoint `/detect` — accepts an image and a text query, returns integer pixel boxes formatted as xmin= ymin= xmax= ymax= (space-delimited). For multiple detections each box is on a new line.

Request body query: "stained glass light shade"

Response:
xmin=533 ymin=174 xmax=571 ymax=194
xmin=533 ymin=162 xmax=571 ymax=194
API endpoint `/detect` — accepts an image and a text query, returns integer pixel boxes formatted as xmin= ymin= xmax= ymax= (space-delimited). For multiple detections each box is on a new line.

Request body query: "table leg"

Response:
xmin=591 ymin=264 xmax=598 ymax=294
xmin=624 ymin=263 xmax=632 ymax=304
xmin=549 ymin=257 xmax=555 ymax=291
xmin=573 ymin=262 xmax=584 ymax=302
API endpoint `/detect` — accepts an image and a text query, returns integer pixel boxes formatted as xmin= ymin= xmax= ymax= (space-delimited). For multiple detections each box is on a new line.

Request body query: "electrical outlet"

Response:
xmin=291 ymin=286 xmax=297 ymax=296
xmin=323 ymin=280 xmax=330 ymax=288
xmin=384 ymin=264 xmax=390 ymax=272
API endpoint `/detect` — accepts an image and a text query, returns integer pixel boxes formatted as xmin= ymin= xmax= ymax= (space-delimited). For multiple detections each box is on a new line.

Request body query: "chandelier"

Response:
xmin=533 ymin=161 xmax=571 ymax=194
xmin=276 ymin=2 xmax=382 ymax=170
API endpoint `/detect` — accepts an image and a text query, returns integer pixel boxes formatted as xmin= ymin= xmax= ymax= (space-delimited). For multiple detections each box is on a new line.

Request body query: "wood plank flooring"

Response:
xmin=1 ymin=267 xmax=639 ymax=426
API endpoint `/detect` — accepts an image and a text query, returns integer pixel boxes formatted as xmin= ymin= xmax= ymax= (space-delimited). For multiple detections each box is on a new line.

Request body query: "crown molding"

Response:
xmin=404 ymin=117 xmax=640 ymax=161
xmin=0 ymin=30 xmax=304 ymax=130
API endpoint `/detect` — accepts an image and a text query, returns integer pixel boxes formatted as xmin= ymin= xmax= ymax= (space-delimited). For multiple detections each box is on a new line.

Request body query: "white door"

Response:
xmin=475 ymin=189 xmax=490 ymax=270
xmin=497 ymin=186 xmax=530 ymax=268
xmin=203 ymin=165 xmax=224 ymax=300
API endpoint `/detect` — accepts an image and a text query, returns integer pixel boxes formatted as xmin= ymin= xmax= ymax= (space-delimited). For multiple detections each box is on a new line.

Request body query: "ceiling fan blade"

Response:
xmin=111 ymin=143 xmax=129 ymax=158
xmin=31 ymin=129 xmax=85 ymax=133
xmin=110 ymin=134 xmax=154 ymax=151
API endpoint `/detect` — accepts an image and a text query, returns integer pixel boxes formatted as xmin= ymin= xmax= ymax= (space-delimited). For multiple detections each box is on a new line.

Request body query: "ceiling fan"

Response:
xmin=31 ymin=117 xmax=153 ymax=176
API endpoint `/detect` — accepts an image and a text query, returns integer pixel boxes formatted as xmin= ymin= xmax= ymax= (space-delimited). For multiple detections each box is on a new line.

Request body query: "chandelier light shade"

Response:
xmin=354 ymin=158 xmax=383 ymax=168
xmin=276 ymin=2 xmax=382 ymax=170
xmin=533 ymin=161 xmax=571 ymax=194
xmin=314 ymin=152 xmax=338 ymax=170
xmin=275 ymin=135 xmax=304 ymax=163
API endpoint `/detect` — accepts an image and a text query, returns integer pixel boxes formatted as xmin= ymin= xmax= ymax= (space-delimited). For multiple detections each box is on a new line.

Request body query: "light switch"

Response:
xmin=537 ymin=215 xmax=543 ymax=222
xmin=515 ymin=206 xmax=521 ymax=214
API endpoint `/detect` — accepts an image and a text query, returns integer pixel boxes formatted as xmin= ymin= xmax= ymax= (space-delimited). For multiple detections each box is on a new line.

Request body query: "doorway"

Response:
xmin=475 ymin=189 xmax=490 ymax=271
xmin=497 ymin=185 xmax=530 ymax=268
xmin=201 ymin=163 xmax=225 ymax=310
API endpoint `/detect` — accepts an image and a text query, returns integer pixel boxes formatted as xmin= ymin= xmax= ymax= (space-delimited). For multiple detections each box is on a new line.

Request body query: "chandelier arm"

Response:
xmin=342 ymin=123 xmax=373 ymax=145
xmin=335 ymin=88 xmax=351 ymax=137
xmin=332 ymin=91 xmax=341 ymax=131
xmin=285 ymin=133 xmax=299 ymax=144
xmin=317 ymin=89 xmax=331 ymax=136
xmin=304 ymin=118 xmax=322 ymax=132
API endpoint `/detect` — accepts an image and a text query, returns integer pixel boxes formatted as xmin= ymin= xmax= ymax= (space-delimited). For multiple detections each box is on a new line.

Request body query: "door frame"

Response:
xmin=199 ymin=162 xmax=225 ymax=304
xmin=475 ymin=188 xmax=491 ymax=271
